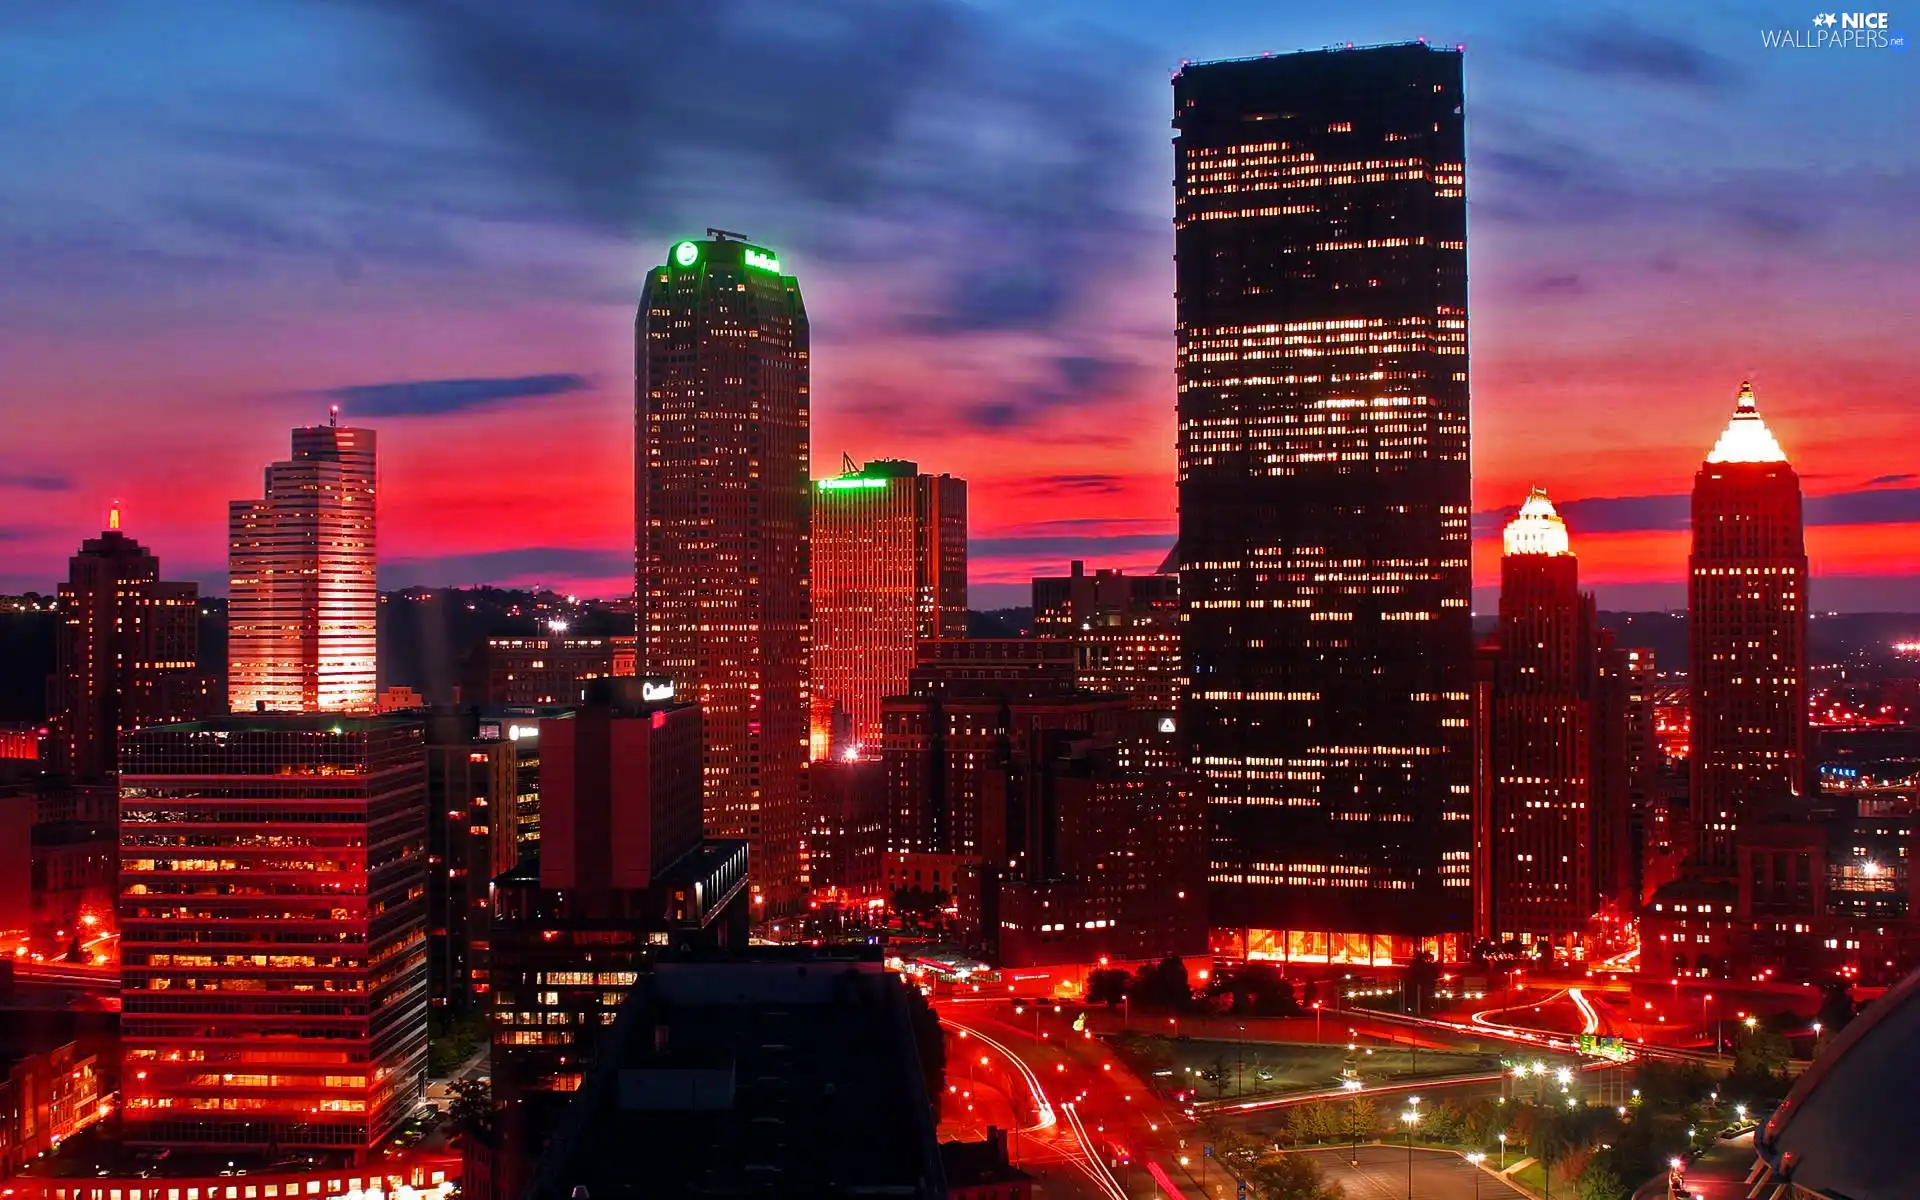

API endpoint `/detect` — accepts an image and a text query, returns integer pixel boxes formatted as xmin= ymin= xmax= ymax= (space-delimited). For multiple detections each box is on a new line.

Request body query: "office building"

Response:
xmin=1479 ymin=490 xmax=1612 ymax=953
xmin=425 ymin=709 xmax=519 ymax=1016
xmin=881 ymin=644 xmax=1203 ymax=968
xmin=117 ymin=716 xmax=428 ymax=1156
xmin=489 ymin=679 xmax=748 ymax=1132
xmin=994 ymin=713 xmax=1208 ymax=974
xmin=1174 ymin=45 xmax=1473 ymax=955
xmin=1032 ymin=562 xmax=1182 ymax=770
xmin=810 ymin=458 xmax=967 ymax=760
xmin=637 ymin=232 xmax=809 ymax=905
xmin=463 ymin=631 xmax=634 ymax=707
xmin=45 ymin=511 xmax=204 ymax=781
xmin=803 ymin=756 xmax=886 ymax=896
xmin=228 ymin=414 xmax=378 ymax=714
xmin=1689 ymin=381 xmax=1808 ymax=875
xmin=518 ymin=951 xmax=946 ymax=1200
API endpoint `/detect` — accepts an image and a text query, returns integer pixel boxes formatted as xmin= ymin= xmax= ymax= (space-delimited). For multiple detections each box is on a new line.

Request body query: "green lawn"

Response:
xmin=1154 ymin=1037 xmax=1501 ymax=1100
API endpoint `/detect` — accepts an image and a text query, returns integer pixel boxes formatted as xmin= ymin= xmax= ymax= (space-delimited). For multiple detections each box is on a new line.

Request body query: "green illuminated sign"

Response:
xmin=817 ymin=477 xmax=889 ymax=491
xmin=673 ymin=241 xmax=699 ymax=268
xmin=743 ymin=247 xmax=781 ymax=273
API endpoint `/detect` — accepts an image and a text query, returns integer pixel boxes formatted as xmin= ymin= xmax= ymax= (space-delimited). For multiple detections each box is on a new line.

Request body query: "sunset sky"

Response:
xmin=1 ymin=1 xmax=1914 ymax=610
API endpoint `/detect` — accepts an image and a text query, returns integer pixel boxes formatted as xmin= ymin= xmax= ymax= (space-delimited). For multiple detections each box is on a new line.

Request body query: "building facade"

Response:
xmin=117 ymin=717 xmax=429 ymax=1156
xmin=425 ymin=710 xmax=520 ymax=1016
xmin=490 ymin=679 xmax=747 ymax=1106
xmin=487 ymin=680 xmax=748 ymax=1198
xmin=810 ymin=458 xmax=967 ymax=760
xmin=1173 ymin=45 xmax=1473 ymax=951
xmin=1689 ymin=381 xmax=1808 ymax=876
xmin=463 ymin=632 xmax=634 ymax=707
xmin=46 ymin=516 xmax=204 ymax=781
xmin=228 ymin=416 xmax=378 ymax=714
xmin=1481 ymin=491 xmax=1605 ymax=952
xmin=636 ymin=233 xmax=809 ymax=906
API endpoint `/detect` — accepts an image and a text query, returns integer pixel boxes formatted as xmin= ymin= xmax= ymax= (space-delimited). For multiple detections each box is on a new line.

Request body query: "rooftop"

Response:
xmin=1502 ymin=486 xmax=1572 ymax=557
xmin=1705 ymin=380 xmax=1790 ymax=465
xmin=528 ymin=949 xmax=944 ymax=1199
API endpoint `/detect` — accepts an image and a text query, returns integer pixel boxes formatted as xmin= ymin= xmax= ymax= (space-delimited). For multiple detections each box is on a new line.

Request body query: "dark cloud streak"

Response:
xmin=319 ymin=372 xmax=590 ymax=418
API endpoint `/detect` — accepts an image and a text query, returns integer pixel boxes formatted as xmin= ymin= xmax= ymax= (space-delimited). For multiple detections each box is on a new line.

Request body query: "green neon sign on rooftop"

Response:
xmin=742 ymin=246 xmax=781 ymax=273
xmin=672 ymin=240 xmax=699 ymax=268
xmin=816 ymin=477 xmax=889 ymax=491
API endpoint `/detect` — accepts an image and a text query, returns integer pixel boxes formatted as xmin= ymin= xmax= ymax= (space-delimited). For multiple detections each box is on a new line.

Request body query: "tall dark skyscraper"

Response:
xmin=1173 ymin=45 xmax=1473 ymax=959
xmin=1690 ymin=381 xmax=1807 ymax=876
xmin=46 ymin=509 xmax=204 ymax=781
xmin=637 ymin=232 xmax=810 ymax=906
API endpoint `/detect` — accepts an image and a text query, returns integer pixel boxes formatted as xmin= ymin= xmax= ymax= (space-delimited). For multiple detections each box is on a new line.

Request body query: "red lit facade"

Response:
xmin=637 ymin=235 xmax=809 ymax=906
xmin=809 ymin=459 xmax=966 ymax=761
xmin=1689 ymin=382 xmax=1808 ymax=876
xmin=117 ymin=717 xmax=429 ymax=1156
xmin=46 ymin=523 xmax=204 ymax=782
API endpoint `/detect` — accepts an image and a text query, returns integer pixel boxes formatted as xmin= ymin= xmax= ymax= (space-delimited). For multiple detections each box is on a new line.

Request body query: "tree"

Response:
xmin=447 ymin=1077 xmax=492 ymax=1139
xmin=1576 ymin=1156 xmax=1627 ymax=1200
xmin=1816 ymin=981 xmax=1856 ymax=1044
xmin=1732 ymin=1022 xmax=1790 ymax=1081
xmin=1405 ymin=950 xmax=1440 ymax=1015
xmin=1132 ymin=956 xmax=1195 ymax=1010
xmin=1421 ymin=1099 xmax=1465 ymax=1145
xmin=1247 ymin=1152 xmax=1347 ymax=1200
xmin=1341 ymin=1097 xmax=1378 ymax=1142
xmin=1086 ymin=967 xmax=1130 ymax=1007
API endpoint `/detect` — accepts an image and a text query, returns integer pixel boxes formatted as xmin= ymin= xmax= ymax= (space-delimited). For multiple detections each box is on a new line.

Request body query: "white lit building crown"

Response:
xmin=1502 ymin=487 xmax=1571 ymax=557
xmin=1705 ymin=380 xmax=1789 ymax=465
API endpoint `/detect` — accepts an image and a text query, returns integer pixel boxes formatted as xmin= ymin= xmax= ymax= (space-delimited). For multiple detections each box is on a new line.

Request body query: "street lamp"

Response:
xmin=1466 ymin=1152 xmax=1485 ymax=1200
xmin=1497 ymin=1132 xmax=1508 ymax=1170
xmin=1402 ymin=1100 xmax=1421 ymax=1200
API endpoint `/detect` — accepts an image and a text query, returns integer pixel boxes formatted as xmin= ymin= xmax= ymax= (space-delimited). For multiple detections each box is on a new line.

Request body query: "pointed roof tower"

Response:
xmin=1705 ymin=380 xmax=1788 ymax=464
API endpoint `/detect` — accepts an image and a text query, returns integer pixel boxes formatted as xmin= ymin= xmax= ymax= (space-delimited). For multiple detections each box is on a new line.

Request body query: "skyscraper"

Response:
xmin=228 ymin=413 xmax=377 ymax=714
xmin=810 ymin=458 xmax=967 ymax=760
xmin=637 ymin=232 xmax=810 ymax=905
xmin=1173 ymin=45 xmax=1473 ymax=957
xmin=118 ymin=715 xmax=428 ymax=1156
xmin=1486 ymin=489 xmax=1596 ymax=951
xmin=46 ymin=508 xmax=204 ymax=781
xmin=1690 ymin=381 xmax=1808 ymax=875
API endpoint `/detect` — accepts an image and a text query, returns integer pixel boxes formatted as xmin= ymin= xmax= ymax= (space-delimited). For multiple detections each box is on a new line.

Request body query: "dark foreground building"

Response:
xmin=1174 ymin=44 xmax=1473 ymax=958
xmin=521 ymin=950 xmax=946 ymax=1200
xmin=487 ymin=679 xmax=748 ymax=1196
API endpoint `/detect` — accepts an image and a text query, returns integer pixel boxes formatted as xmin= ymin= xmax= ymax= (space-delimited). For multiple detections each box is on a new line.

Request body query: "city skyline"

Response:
xmin=2 ymin=5 xmax=1915 ymax=611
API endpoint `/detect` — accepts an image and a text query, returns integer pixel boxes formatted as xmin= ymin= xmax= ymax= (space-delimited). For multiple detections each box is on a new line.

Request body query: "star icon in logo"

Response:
xmin=1813 ymin=12 xmax=1838 ymax=25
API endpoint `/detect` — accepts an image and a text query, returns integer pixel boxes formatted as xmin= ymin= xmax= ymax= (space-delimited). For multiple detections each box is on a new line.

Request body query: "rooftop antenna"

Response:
xmin=108 ymin=500 xmax=122 ymax=532
xmin=329 ymin=403 xmax=340 ymax=428
xmin=841 ymin=451 xmax=858 ymax=475
xmin=707 ymin=228 xmax=750 ymax=243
